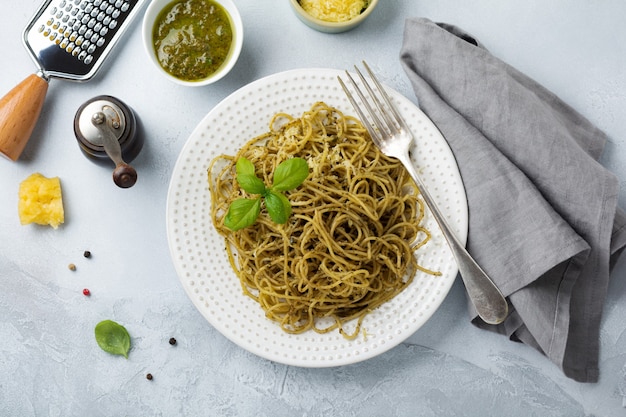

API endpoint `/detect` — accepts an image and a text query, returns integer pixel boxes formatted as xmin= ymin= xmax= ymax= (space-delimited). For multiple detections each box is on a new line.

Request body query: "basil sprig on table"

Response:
xmin=94 ymin=320 xmax=131 ymax=359
xmin=224 ymin=157 xmax=309 ymax=231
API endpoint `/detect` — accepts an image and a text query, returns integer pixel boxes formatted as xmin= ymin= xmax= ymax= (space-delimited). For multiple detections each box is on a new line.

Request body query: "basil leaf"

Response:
xmin=265 ymin=191 xmax=292 ymax=224
xmin=236 ymin=157 xmax=256 ymax=177
xmin=94 ymin=320 xmax=131 ymax=359
xmin=224 ymin=197 xmax=261 ymax=231
xmin=237 ymin=174 xmax=266 ymax=195
xmin=236 ymin=158 xmax=266 ymax=194
xmin=271 ymin=158 xmax=309 ymax=192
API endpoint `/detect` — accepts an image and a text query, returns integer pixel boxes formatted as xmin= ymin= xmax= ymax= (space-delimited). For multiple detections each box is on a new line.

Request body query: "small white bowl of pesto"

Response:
xmin=142 ymin=0 xmax=243 ymax=86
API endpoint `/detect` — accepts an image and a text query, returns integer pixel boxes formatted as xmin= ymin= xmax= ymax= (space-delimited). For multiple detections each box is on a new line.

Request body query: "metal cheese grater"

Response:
xmin=0 ymin=0 xmax=146 ymax=161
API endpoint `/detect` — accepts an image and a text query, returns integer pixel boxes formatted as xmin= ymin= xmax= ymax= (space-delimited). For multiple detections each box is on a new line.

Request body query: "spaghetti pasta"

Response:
xmin=208 ymin=102 xmax=439 ymax=339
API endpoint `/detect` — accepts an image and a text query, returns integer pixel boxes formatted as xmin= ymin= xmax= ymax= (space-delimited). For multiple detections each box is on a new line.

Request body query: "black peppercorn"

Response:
xmin=83 ymin=250 xmax=91 ymax=258
xmin=146 ymin=373 xmax=153 ymax=380
xmin=169 ymin=337 xmax=177 ymax=346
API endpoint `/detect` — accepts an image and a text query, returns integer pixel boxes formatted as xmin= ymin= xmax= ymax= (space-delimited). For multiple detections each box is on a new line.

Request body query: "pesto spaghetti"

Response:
xmin=208 ymin=102 xmax=438 ymax=339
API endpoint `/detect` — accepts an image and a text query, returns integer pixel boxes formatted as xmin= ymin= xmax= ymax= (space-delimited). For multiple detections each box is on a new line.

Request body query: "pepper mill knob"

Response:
xmin=112 ymin=163 xmax=138 ymax=188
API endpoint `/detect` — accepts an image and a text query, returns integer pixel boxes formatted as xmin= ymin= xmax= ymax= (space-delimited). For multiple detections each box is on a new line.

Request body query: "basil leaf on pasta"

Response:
xmin=224 ymin=197 xmax=261 ymax=231
xmin=236 ymin=157 xmax=256 ymax=176
xmin=265 ymin=191 xmax=291 ymax=224
xmin=272 ymin=158 xmax=309 ymax=192
xmin=237 ymin=174 xmax=266 ymax=195
xmin=236 ymin=158 xmax=266 ymax=195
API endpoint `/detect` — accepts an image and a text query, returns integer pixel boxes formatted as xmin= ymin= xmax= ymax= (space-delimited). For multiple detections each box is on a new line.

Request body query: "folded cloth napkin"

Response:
xmin=400 ymin=17 xmax=626 ymax=383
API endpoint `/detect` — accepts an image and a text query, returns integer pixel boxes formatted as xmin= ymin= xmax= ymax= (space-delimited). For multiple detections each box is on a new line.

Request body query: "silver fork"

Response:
xmin=338 ymin=62 xmax=508 ymax=325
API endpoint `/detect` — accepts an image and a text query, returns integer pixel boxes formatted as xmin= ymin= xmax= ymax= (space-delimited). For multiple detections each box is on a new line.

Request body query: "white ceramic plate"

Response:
xmin=166 ymin=68 xmax=468 ymax=367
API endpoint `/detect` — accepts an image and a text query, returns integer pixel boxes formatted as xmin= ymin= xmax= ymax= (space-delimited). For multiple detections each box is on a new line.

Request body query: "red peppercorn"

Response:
xmin=82 ymin=288 xmax=91 ymax=296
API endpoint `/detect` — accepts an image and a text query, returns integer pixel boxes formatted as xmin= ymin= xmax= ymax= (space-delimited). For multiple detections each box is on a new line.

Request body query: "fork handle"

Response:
xmin=398 ymin=153 xmax=509 ymax=325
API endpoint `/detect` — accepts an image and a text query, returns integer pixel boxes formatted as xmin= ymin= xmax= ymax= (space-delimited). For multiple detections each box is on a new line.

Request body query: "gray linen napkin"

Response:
xmin=400 ymin=17 xmax=626 ymax=383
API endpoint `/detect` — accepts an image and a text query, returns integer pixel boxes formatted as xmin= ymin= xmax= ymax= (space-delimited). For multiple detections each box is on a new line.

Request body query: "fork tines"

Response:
xmin=337 ymin=61 xmax=411 ymax=148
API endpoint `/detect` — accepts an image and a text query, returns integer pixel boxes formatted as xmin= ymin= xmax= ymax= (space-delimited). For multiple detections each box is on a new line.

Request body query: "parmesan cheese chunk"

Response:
xmin=18 ymin=173 xmax=65 ymax=229
xmin=299 ymin=0 xmax=368 ymax=22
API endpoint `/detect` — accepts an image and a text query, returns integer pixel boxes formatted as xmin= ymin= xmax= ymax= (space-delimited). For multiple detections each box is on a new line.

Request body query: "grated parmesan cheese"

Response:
xmin=299 ymin=0 xmax=368 ymax=23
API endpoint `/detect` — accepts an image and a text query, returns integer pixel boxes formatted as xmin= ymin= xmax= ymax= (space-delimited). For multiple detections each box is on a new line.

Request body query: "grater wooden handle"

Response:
xmin=0 ymin=74 xmax=49 ymax=161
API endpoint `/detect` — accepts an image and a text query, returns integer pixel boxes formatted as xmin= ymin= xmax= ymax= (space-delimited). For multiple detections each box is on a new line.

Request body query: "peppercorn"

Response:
xmin=83 ymin=250 xmax=91 ymax=258
xmin=169 ymin=337 xmax=177 ymax=346
xmin=82 ymin=288 xmax=91 ymax=296
xmin=68 ymin=263 xmax=76 ymax=271
xmin=146 ymin=373 xmax=153 ymax=380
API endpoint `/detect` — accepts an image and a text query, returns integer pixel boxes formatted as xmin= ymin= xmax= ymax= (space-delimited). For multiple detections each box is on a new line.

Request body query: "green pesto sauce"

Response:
xmin=152 ymin=0 xmax=233 ymax=81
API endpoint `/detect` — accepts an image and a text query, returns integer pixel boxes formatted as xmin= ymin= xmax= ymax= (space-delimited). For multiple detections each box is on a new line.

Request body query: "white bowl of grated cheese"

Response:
xmin=289 ymin=0 xmax=379 ymax=33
